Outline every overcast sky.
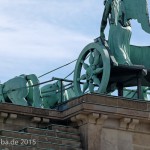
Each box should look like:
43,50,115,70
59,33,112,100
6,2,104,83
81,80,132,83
0,0,149,83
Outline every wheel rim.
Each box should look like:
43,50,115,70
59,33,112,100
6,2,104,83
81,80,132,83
74,42,110,96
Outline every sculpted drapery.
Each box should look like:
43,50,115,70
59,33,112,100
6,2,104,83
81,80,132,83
100,0,132,65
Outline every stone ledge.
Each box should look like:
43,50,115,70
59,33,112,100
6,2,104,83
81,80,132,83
65,94,148,111
0,103,62,120
0,94,149,122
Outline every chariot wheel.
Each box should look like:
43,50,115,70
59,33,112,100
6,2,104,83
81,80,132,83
74,42,111,96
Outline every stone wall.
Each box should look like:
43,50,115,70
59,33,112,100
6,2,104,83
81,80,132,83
71,113,150,150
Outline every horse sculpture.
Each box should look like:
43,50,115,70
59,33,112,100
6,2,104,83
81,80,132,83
0,74,42,107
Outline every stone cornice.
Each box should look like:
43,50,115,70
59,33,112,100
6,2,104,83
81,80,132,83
0,94,149,121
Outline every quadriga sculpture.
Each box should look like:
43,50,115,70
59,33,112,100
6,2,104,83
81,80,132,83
73,0,150,96
41,81,62,108
41,80,75,108
0,74,42,107
0,74,75,108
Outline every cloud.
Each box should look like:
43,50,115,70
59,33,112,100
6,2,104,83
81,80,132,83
0,21,92,82
0,0,101,82
0,0,103,35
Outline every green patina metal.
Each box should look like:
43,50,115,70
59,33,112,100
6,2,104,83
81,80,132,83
41,79,76,108
1,0,150,108
41,81,62,108
130,46,150,69
0,75,75,108
100,0,150,65
100,0,132,65
0,74,42,107
74,41,110,96
73,0,150,97
123,87,149,100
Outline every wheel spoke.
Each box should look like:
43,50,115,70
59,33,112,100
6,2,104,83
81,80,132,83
80,74,86,80
89,81,94,93
92,75,101,86
94,68,103,74
89,51,94,65
83,82,89,93
82,62,89,70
